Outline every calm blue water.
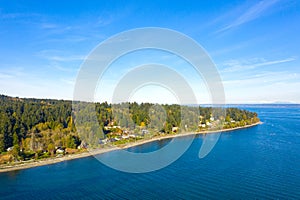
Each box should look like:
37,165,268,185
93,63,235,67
1,105,300,199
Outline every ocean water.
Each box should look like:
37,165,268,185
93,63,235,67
0,105,300,199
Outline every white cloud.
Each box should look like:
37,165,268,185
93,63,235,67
51,63,79,72
221,57,296,73
46,55,85,62
0,73,14,79
0,67,27,78
218,0,280,32
61,78,75,86
222,70,300,103
36,50,86,62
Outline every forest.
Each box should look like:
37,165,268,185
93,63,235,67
0,95,259,162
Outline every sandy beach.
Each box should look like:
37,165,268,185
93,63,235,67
0,121,262,173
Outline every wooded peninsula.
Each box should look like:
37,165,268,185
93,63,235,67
0,94,260,166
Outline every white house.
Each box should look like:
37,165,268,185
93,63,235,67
199,124,206,128
56,148,64,154
122,135,130,139
206,122,212,126
6,146,14,151
172,127,179,132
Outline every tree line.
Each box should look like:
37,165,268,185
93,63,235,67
0,95,259,159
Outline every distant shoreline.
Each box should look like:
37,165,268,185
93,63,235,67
0,121,262,173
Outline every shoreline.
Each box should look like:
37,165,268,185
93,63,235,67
0,121,262,173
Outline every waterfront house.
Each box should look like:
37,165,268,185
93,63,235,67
56,148,64,154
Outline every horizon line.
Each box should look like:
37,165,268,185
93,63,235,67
1,93,299,105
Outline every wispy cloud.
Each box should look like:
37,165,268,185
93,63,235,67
0,67,26,78
44,55,85,62
221,57,296,73
222,70,300,103
49,63,78,73
37,50,85,62
223,71,299,85
95,15,115,27
218,0,280,33
0,72,14,79
61,78,75,85
209,37,261,57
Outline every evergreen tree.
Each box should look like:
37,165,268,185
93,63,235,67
0,134,5,153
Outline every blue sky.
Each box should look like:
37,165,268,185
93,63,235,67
0,0,299,103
